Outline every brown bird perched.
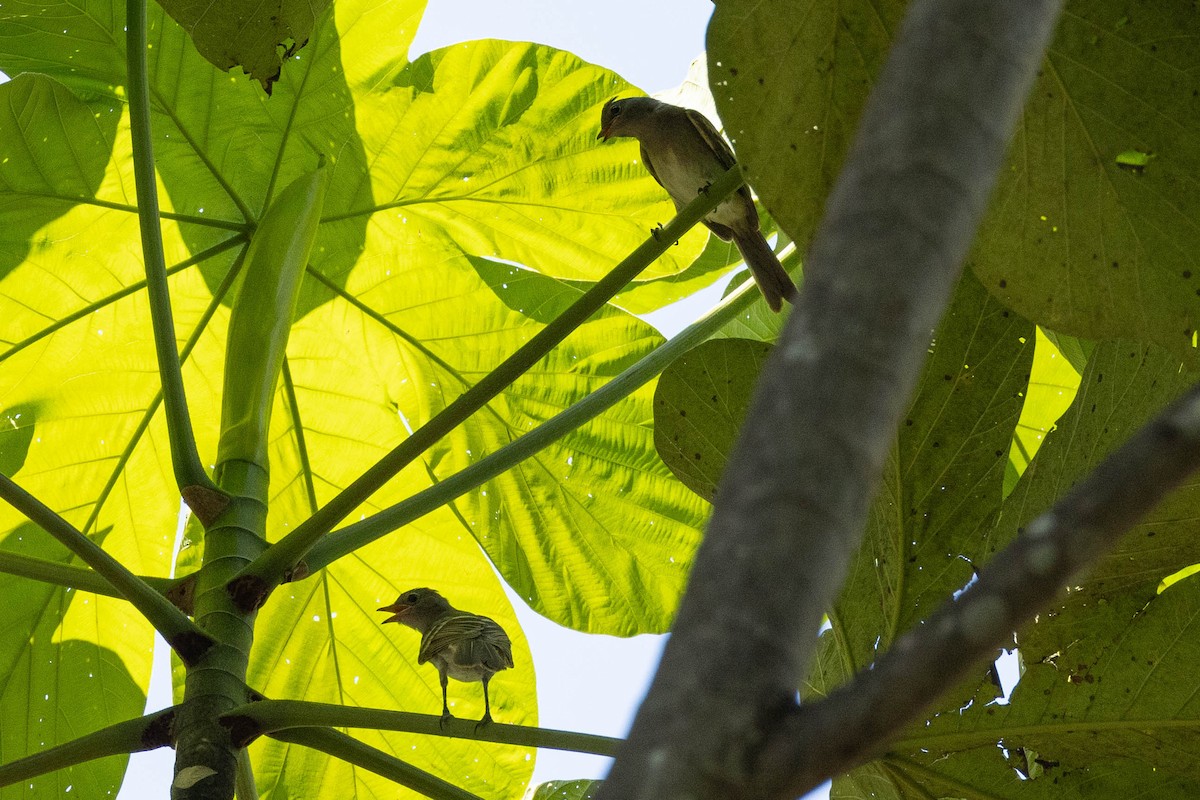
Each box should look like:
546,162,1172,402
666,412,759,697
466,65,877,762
597,96,798,312
378,587,514,728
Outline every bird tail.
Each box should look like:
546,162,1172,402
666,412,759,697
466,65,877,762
733,232,797,313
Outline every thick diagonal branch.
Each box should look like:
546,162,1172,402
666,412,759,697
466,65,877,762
597,1,1064,798
758,379,1200,796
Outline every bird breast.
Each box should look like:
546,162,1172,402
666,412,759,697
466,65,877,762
650,145,747,234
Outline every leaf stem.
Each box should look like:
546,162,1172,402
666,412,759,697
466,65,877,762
226,165,748,610
125,0,226,519
0,548,181,596
269,727,486,800
0,472,213,663
0,707,174,787
305,254,770,572
224,699,621,756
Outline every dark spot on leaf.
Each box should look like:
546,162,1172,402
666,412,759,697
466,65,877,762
999,279,1007,288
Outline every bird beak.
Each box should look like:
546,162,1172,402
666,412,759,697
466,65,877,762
597,96,619,141
377,601,408,624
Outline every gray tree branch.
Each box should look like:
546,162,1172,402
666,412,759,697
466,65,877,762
597,0,1064,798
758,378,1200,797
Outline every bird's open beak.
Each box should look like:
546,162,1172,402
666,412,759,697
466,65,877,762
596,127,610,142
377,601,409,624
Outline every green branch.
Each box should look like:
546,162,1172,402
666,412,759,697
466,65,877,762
125,0,227,523
305,249,784,572
0,473,212,663
223,699,621,756
0,548,182,596
226,165,748,611
0,707,174,787
268,727,486,800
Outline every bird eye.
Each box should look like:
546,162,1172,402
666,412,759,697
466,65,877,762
405,592,419,603
610,103,621,116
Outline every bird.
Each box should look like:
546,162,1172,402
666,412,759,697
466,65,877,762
597,96,797,312
378,587,514,729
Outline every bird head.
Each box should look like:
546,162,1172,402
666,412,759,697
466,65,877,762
597,96,658,141
378,587,452,631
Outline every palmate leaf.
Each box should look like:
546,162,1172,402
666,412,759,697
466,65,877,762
156,0,332,93
0,0,710,795
801,270,1034,706
709,0,1200,362
870,341,1200,798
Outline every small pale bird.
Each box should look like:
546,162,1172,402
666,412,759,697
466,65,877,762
378,587,514,728
597,96,798,312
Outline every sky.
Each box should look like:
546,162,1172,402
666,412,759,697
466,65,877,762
110,1,750,799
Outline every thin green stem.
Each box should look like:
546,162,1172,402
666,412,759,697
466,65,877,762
0,549,181,596
227,165,748,608
225,699,622,756
0,708,174,787
125,0,224,509
305,251,777,572
0,473,213,663
12,192,249,231
269,727,486,800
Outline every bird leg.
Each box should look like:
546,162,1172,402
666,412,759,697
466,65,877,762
475,674,494,732
439,667,453,730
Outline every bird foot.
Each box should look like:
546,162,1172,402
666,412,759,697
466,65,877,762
474,713,494,733
649,224,679,247
698,180,713,195
439,712,454,731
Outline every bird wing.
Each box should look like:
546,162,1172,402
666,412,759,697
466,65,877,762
683,108,758,227
639,142,662,188
684,109,737,171
420,613,514,671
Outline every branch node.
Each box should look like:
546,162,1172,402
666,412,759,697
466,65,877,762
143,709,178,749
227,573,270,613
170,630,216,666
182,484,232,527
165,574,197,615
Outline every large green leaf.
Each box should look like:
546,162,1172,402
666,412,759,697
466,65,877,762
818,271,1034,688
156,0,333,93
824,340,1200,797
0,0,712,794
708,0,1200,361
653,338,773,501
